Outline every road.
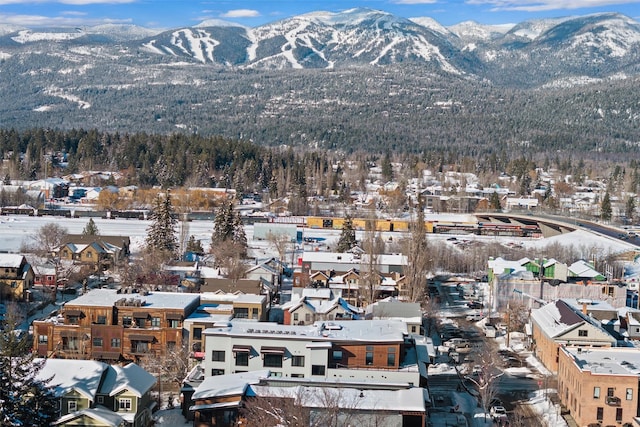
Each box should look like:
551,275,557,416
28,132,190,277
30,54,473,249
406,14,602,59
428,279,547,425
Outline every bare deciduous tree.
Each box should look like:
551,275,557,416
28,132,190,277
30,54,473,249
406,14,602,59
23,222,68,256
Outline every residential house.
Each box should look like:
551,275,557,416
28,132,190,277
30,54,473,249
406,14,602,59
0,253,34,301
32,261,57,288
57,235,130,271
558,347,639,427
36,358,156,427
281,296,362,325
188,369,425,427
32,288,200,363
365,298,424,335
530,299,617,373
201,319,429,387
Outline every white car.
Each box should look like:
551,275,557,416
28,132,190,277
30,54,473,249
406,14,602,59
490,405,508,420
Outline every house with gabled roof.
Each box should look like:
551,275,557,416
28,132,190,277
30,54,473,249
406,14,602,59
57,235,130,271
281,296,362,325
530,299,617,373
37,358,156,427
0,253,34,301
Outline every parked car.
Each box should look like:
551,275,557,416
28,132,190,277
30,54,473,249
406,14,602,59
445,338,470,350
466,312,484,322
490,405,508,421
467,301,484,309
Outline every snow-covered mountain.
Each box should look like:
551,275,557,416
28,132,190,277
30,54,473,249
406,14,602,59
0,8,639,84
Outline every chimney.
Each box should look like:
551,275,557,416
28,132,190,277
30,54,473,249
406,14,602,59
582,302,588,315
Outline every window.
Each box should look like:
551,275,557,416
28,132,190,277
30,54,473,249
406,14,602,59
111,338,121,348
627,388,633,400
133,341,150,353
366,345,374,365
234,307,249,319
292,356,305,367
235,352,249,366
596,407,603,421
593,387,600,398
211,369,225,376
578,330,588,337
293,313,299,321
118,398,132,411
135,317,146,328
86,251,93,258
411,325,417,333
122,316,132,327
92,337,103,347
387,347,397,367
311,365,326,376
68,401,77,412
38,335,48,344
96,315,106,325
193,328,202,340
151,317,161,327
211,351,225,362
305,313,311,322
332,350,343,361
607,387,615,397
616,408,623,422
97,396,104,404
291,373,304,378
169,319,180,328
67,315,79,325
263,354,283,368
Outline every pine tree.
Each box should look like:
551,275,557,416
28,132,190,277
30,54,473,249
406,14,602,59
489,191,502,211
145,192,178,255
336,216,357,252
185,235,204,255
82,218,99,236
232,212,247,256
601,192,612,221
212,200,235,244
0,311,58,426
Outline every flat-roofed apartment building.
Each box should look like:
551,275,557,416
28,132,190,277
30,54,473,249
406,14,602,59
201,319,429,386
558,346,640,427
33,288,200,363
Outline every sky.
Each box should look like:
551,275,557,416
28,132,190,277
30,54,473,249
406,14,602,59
0,0,639,29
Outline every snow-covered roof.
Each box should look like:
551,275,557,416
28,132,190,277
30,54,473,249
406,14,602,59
302,251,407,266
100,363,156,398
563,347,640,376
192,370,269,400
204,319,407,343
53,406,124,427
248,385,425,412
200,292,266,304
0,253,25,268
37,359,109,400
65,288,200,309
568,260,603,279
530,300,588,338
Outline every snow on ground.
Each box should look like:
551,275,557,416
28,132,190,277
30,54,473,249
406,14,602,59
153,408,190,426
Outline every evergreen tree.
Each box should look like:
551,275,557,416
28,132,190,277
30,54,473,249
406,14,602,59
336,216,357,252
145,192,178,255
212,200,235,244
601,192,612,221
489,191,502,211
185,235,204,255
625,196,636,222
82,218,99,236
381,152,393,182
212,199,247,256
0,311,58,426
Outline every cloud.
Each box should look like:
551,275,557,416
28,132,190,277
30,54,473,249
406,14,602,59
0,0,136,4
392,0,438,4
466,0,640,12
0,12,130,26
220,9,260,19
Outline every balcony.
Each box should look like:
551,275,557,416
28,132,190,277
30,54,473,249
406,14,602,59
605,395,621,406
